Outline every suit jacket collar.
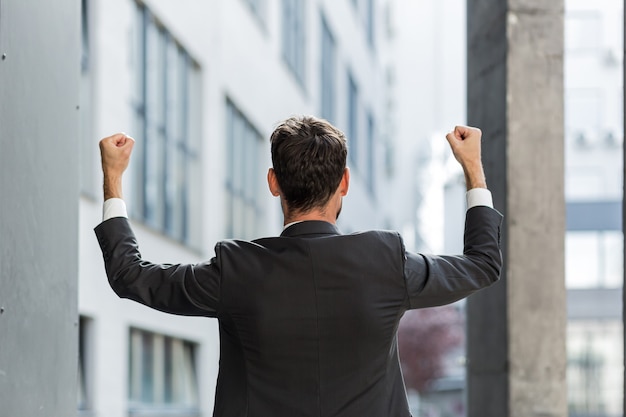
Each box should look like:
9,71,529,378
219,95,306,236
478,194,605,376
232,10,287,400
280,220,341,238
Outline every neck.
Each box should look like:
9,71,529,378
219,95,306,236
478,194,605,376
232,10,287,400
283,206,337,226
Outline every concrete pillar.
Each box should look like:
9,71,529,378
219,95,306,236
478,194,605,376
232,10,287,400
466,1,567,416
0,0,79,415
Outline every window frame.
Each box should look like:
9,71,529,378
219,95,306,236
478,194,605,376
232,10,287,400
131,2,201,247
128,328,200,416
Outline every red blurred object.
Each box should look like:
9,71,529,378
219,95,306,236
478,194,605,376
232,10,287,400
398,305,464,393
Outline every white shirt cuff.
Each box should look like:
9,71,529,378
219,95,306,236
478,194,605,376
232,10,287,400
103,198,128,221
466,188,493,209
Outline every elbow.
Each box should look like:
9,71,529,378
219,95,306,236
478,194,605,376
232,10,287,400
108,272,129,298
105,262,139,299
484,249,503,285
469,248,502,287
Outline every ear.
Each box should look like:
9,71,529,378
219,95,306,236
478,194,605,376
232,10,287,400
339,167,350,196
267,168,281,197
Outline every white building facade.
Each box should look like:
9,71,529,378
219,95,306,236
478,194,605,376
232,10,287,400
77,0,405,416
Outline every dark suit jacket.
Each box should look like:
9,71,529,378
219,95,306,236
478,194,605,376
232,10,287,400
95,206,502,417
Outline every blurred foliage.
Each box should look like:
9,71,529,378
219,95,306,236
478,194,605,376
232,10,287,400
398,305,464,393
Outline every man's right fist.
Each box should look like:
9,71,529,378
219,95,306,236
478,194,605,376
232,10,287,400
99,133,135,177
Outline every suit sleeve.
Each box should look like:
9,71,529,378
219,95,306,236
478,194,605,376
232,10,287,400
94,217,221,317
403,206,503,309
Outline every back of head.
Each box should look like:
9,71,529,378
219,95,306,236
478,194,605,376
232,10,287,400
270,116,347,213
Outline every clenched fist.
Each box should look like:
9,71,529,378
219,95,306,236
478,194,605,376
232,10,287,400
99,133,135,177
445,126,487,190
99,133,135,200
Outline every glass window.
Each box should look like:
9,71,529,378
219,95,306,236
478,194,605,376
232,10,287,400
77,316,92,413
132,2,201,247
350,0,375,49
366,111,375,195
79,0,96,198
568,320,623,416
128,328,199,415
242,0,266,23
320,14,336,123
282,0,306,86
566,231,623,289
225,99,264,240
565,89,602,140
565,12,602,52
347,71,359,170
365,0,375,47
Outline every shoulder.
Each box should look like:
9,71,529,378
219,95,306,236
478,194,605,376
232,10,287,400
214,237,288,260
349,229,402,242
344,229,406,255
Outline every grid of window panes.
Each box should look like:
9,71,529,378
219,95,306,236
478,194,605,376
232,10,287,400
225,99,264,240
132,2,201,247
320,15,336,123
282,0,306,86
128,328,199,415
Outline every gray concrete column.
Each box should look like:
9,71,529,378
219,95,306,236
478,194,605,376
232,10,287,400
466,1,567,416
0,0,80,415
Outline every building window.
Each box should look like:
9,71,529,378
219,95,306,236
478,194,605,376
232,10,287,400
366,111,375,195
78,316,93,414
365,0,375,47
242,0,266,23
320,14,336,123
128,328,199,416
566,230,622,289
350,0,375,48
567,320,623,416
225,99,264,240
79,0,96,197
347,71,359,169
565,11,602,52
132,2,202,247
282,0,306,86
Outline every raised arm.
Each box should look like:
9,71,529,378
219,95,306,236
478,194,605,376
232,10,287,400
95,133,220,317
403,126,503,309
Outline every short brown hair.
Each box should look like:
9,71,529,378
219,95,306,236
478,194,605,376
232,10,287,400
270,116,347,213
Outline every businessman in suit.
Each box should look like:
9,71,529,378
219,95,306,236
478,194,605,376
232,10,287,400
95,116,502,417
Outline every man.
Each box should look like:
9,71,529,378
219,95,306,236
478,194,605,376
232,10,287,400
95,116,502,417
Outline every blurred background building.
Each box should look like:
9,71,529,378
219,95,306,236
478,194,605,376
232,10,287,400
74,0,623,416
564,0,624,416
